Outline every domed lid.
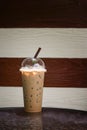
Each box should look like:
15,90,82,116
20,58,46,72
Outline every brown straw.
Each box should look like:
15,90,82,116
34,47,41,58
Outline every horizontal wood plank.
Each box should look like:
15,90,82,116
0,0,87,28
0,58,87,87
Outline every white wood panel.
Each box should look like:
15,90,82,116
0,28,87,58
0,87,87,111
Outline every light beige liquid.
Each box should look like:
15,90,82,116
21,71,45,112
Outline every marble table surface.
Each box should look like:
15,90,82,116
0,107,87,130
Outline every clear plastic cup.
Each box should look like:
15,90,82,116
20,58,46,112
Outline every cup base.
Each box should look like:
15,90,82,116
24,108,42,113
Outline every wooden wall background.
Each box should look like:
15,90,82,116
0,29,87,110
0,0,87,110
0,58,87,87
0,0,87,28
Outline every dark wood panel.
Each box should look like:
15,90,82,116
0,58,87,87
0,0,87,28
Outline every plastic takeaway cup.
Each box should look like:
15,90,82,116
20,58,46,112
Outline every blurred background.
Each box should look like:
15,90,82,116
0,28,87,110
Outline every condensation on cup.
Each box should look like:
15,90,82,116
20,58,47,112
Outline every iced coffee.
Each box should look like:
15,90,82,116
20,58,46,112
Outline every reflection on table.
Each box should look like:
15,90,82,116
0,107,87,130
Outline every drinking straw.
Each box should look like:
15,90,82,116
34,47,41,58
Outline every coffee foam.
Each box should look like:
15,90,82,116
20,64,46,72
